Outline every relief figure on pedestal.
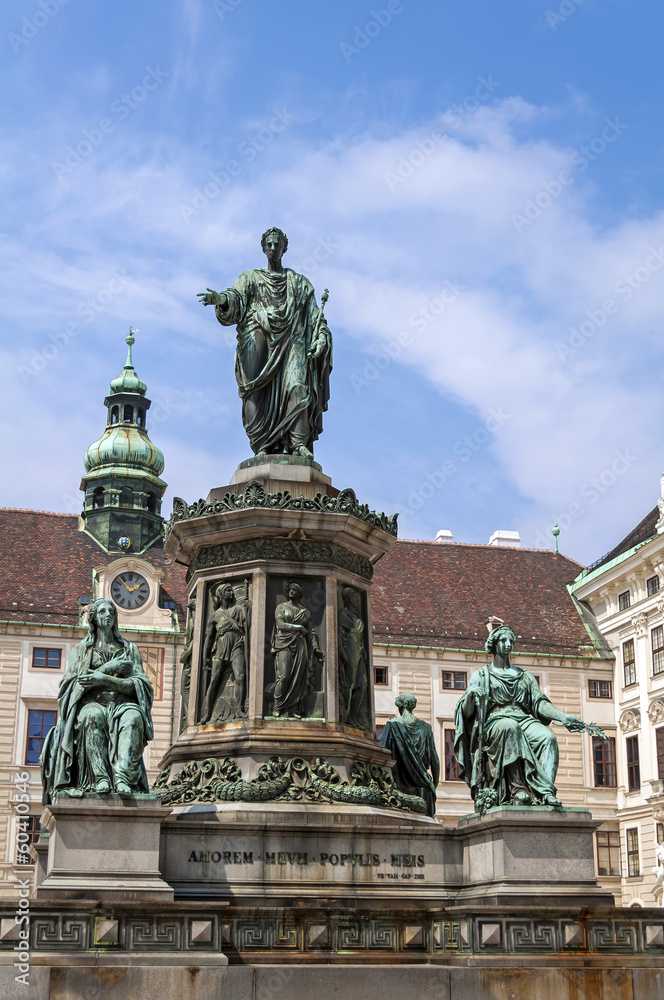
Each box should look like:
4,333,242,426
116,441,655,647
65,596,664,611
200,581,250,724
179,593,196,732
380,693,440,818
271,581,324,718
454,623,607,813
338,586,370,730
198,227,332,458
40,598,154,802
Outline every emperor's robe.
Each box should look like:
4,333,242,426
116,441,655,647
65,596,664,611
214,268,332,454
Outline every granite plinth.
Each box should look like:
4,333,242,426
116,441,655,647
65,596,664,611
457,805,614,907
37,795,173,903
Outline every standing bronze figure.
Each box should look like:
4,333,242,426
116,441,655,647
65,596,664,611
198,227,332,458
179,594,196,732
338,586,369,729
454,623,606,813
271,581,324,718
200,582,250,723
380,694,440,818
41,599,154,801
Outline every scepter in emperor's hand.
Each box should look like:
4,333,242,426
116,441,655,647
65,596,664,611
308,288,329,360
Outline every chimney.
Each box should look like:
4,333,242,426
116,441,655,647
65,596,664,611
435,529,453,544
488,530,521,548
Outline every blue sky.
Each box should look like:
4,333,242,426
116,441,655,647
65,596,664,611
2,1,664,564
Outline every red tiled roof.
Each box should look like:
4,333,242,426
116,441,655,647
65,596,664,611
0,509,187,626
371,540,596,657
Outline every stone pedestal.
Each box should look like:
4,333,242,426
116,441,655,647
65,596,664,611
37,795,173,903
161,457,400,792
457,806,614,907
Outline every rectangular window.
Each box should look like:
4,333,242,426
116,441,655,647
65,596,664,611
647,575,660,597
442,671,467,690
595,830,621,877
656,822,664,845
444,728,461,781
626,735,640,792
532,675,541,687
588,679,613,699
618,591,631,611
374,666,389,686
626,827,640,877
593,736,616,787
16,816,41,865
25,709,57,765
623,639,636,686
652,626,664,676
656,727,664,781
137,645,164,701
31,647,61,669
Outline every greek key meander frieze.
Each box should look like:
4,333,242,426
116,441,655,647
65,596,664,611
167,480,398,541
4,914,662,956
186,537,374,581
152,755,426,813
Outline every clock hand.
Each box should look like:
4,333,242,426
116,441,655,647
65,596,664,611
122,580,140,593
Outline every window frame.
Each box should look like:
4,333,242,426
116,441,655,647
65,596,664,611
592,735,616,788
441,670,467,691
626,827,640,878
652,626,664,676
30,647,63,670
655,726,664,782
373,665,390,687
24,707,57,766
618,590,631,612
625,734,640,792
588,678,613,699
595,830,621,877
647,575,660,597
622,639,636,687
137,645,164,701
443,726,462,782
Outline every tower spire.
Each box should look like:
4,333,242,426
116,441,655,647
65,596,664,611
125,326,137,369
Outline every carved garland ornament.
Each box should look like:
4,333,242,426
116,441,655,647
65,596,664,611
153,755,426,814
165,481,398,539
648,699,664,725
186,537,374,582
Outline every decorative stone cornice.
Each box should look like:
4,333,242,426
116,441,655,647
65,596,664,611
619,708,641,734
185,537,374,582
648,699,664,726
165,480,398,539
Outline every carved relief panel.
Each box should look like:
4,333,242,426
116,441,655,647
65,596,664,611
263,576,326,720
196,576,252,724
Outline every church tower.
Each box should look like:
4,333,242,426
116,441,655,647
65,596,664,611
80,329,167,554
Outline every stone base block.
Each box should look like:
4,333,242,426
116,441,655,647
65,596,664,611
457,805,615,907
37,795,173,903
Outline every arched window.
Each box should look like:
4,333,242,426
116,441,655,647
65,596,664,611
146,492,157,513
123,404,133,423
92,487,105,509
137,408,145,427
110,406,119,425
119,487,133,507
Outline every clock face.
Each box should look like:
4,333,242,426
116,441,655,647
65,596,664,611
110,572,150,610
